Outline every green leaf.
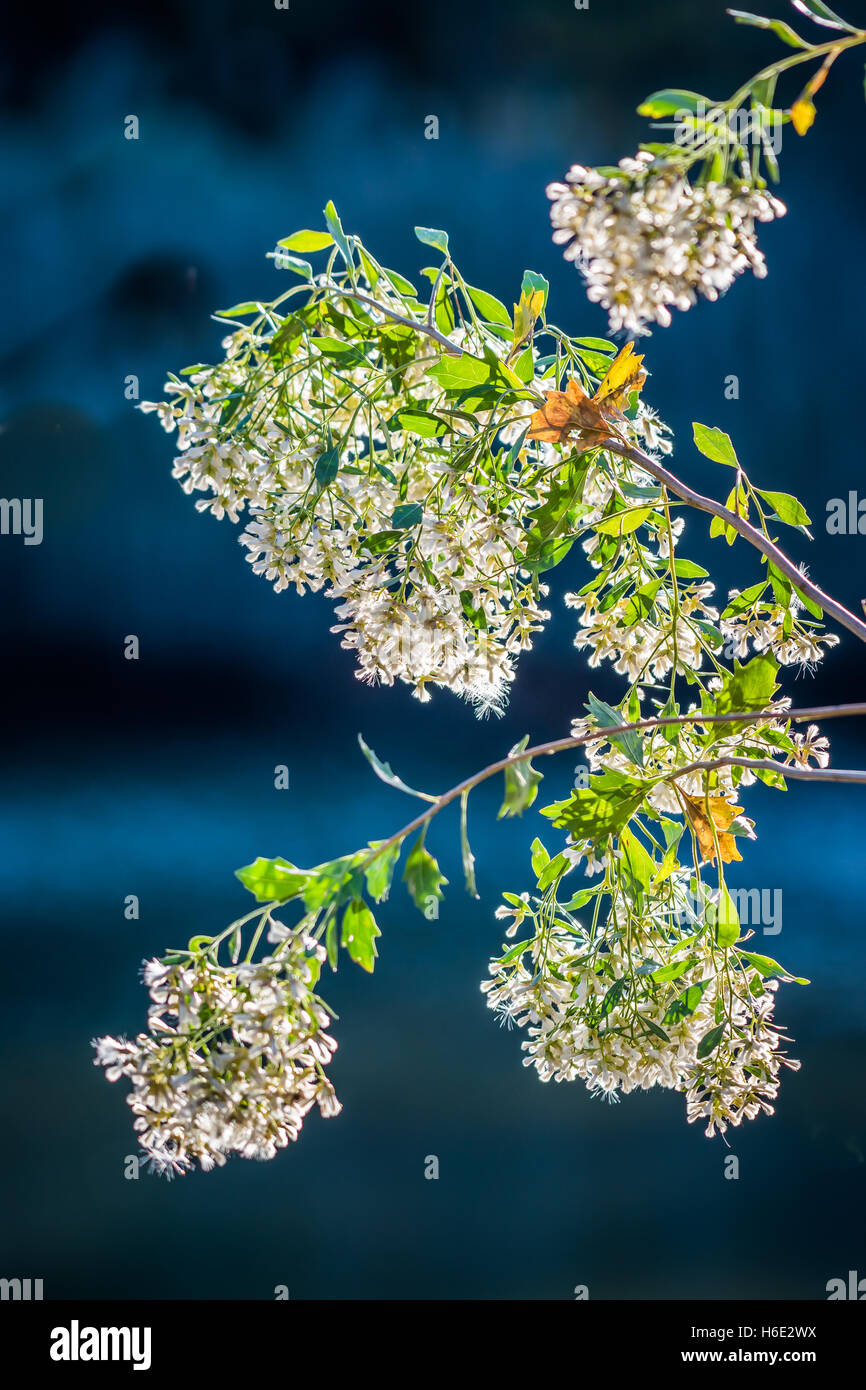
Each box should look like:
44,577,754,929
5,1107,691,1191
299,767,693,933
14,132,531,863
692,422,740,468
523,459,589,573
541,775,647,845
622,579,662,628
600,976,630,1019
705,653,778,741
426,354,494,392
649,957,694,985
497,735,543,819
391,502,423,529
364,840,403,904
620,827,654,897
414,226,450,257
323,200,354,268
361,529,402,555
270,251,313,279
310,336,361,357
792,582,823,619
738,950,809,986
530,837,549,878
673,559,710,579
278,230,335,252
638,89,707,117
357,734,437,803
790,0,857,33
379,266,417,296
536,852,569,891
521,270,549,311
755,489,811,527
595,506,653,536
697,1022,726,1059
574,336,616,351
721,581,767,619
341,897,381,972
459,790,478,898
464,283,511,326
585,692,644,767
235,856,310,902
459,591,488,630
396,408,450,438
402,837,448,912
728,10,810,47
315,448,340,486
709,887,740,948
215,302,264,318
663,979,710,1024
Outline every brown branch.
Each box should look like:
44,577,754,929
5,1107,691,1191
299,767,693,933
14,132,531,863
367,700,866,860
666,756,866,786
605,439,866,647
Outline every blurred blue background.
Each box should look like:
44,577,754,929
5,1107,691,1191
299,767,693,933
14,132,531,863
1,0,865,1299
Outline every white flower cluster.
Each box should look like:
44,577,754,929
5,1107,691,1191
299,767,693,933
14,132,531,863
92,931,340,1175
547,153,786,335
720,589,840,669
483,915,799,1137
143,308,555,713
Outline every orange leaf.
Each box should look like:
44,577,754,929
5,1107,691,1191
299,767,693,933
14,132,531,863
528,343,646,448
680,793,746,865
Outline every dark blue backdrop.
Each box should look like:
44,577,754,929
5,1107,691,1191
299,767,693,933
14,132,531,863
1,0,865,1299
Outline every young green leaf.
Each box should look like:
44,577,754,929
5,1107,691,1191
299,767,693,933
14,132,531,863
278,230,335,252
497,735,543,818
364,840,403,904
585,692,644,768
638,89,706,117
541,775,647,844
414,226,450,257
709,887,740,948
663,979,710,1024
323,200,354,267
693,422,740,468
402,837,448,912
521,269,549,310
235,857,310,902
728,11,809,47
755,489,811,528
341,897,381,972
459,790,478,898
357,734,438,802
738,950,810,985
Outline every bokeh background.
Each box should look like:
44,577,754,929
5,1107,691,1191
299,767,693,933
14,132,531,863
2,0,865,1299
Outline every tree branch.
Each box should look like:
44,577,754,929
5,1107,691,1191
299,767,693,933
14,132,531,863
605,439,866,647
667,756,866,786
367,699,866,860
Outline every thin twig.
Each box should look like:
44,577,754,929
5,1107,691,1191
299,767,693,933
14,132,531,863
319,282,466,357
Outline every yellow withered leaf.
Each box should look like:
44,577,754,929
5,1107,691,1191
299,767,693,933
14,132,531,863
680,793,745,865
791,99,816,136
595,341,647,413
527,341,646,447
512,288,545,349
